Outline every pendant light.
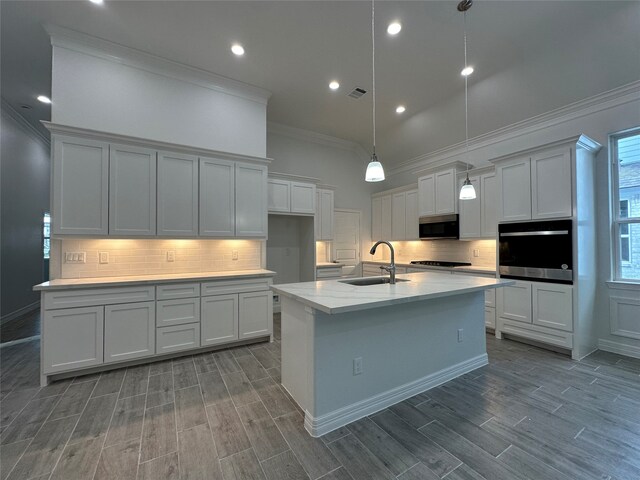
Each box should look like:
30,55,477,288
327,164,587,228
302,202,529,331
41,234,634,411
365,0,385,182
458,0,476,200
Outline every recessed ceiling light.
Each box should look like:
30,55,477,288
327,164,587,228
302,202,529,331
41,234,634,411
461,66,474,76
387,22,402,35
395,105,406,114
89,0,104,4
231,44,245,56
329,81,340,90
37,95,51,104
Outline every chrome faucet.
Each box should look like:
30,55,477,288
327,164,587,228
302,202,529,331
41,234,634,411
369,241,396,284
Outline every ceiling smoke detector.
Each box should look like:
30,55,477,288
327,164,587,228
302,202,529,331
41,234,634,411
347,87,367,99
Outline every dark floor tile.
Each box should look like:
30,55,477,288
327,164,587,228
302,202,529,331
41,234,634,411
173,360,199,390
178,423,223,480
33,378,72,399
0,439,31,480
193,353,219,374
104,394,146,447
498,444,574,480
140,402,177,462
149,359,174,376
223,372,260,407
206,400,251,459
175,385,207,432
92,369,125,397
219,449,265,480
250,347,280,370
49,434,104,480
199,370,230,406
147,372,174,409
236,355,269,382
48,380,97,420
1,395,60,445
251,377,296,418
237,401,288,461
261,450,310,480
119,365,149,399
93,438,139,480
321,426,350,444
0,387,40,427
69,392,118,445
138,452,179,480
213,351,241,375
396,462,441,480
326,434,395,480
316,467,353,480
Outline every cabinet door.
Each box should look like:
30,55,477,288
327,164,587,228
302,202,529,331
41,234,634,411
201,294,239,346
497,281,532,324
268,179,291,213
418,174,436,217
531,147,572,219
290,182,316,214
43,306,104,374
372,197,382,240
315,190,321,240
157,152,199,236
497,156,531,222
480,173,497,238
104,302,155,363
319,189,334,240
52,136,109,235
381,195,392,240
200,157,235,237
405,190,419,240
239,291,272,339
391,192,407,240
109,144,157,236
236,163,268,237
435,169,457,214
459,176,481,239
532,283,573,331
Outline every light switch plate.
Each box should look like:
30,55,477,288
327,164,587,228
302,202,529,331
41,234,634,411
473,249,480,257
99,252,109,264
167,251,175,262
65,252,86,264
232,250,239,261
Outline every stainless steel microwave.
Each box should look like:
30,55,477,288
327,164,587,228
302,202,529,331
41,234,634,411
419,214,460,240
498,219,573,284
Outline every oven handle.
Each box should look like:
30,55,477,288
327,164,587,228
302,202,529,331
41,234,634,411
500,230,569,237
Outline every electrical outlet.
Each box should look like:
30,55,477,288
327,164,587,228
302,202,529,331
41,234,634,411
458,328,464,343
232,250,239,261
473,249,480,257
99,252,109,264
353,357,363,375
167,251,175,262
64,252,86,264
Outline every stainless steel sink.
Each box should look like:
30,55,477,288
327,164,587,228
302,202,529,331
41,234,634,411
339,277,410,286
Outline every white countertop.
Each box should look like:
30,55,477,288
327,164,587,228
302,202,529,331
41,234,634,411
271,271,513,315
363,261,496,275
34,269,276,291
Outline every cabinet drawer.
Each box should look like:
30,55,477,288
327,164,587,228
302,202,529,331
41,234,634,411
156,323,201,355
44,286,155,310
201,278,271,296
316,267,342,279
157,298,200,327
485,289,496,308
156,283,200,300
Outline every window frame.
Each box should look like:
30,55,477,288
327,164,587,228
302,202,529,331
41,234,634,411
610,128,640,282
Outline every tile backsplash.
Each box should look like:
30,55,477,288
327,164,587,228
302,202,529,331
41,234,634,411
371,239,497,269
55,239,263,279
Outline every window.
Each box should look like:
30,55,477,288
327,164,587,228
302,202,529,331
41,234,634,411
611,129,640,281
43,213,51,260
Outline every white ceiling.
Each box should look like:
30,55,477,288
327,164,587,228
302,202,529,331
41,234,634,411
2,1,639,166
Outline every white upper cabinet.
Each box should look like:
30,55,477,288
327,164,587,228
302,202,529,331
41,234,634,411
290,182,316,214
418,174,436,217
531,147,572,219
435,168,457,214
405,190,419,240
157,152,199,236
236,163,268,237
371,196,382,240
496,156,532,222
316,189,334,241
109,144,157,236
480,173,497,238
267,179,291,213
459,176,481,239
200,157,235,237
391,192,407,241
381,195,392,240
52,136,109,235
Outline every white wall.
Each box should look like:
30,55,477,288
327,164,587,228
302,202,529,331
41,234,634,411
50,36,269,158
267,126,375,264
1,102,50,320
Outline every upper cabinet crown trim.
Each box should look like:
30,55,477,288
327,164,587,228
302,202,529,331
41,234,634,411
268,172,320,184
45,25,271,105
43,122,272,166
489,135,601,165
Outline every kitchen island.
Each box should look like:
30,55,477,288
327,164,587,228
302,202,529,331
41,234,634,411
272,271,513,437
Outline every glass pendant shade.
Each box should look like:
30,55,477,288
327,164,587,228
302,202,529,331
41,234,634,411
365,153,385,182
459,176,476,200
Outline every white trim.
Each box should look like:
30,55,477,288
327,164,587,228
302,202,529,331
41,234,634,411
598,338,640,360
609,296,640,340
0,335,41,348
1,300,40,325
389,80,640,177
268,172,320,184
0,98,50,147
302,353,488,437
45,25,271,105
268,122,361,152
607,280,640,291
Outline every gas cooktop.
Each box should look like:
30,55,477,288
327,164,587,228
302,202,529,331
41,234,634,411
410,260,473,267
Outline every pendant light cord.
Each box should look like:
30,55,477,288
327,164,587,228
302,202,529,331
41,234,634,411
372,0,376,155
464,10,470,175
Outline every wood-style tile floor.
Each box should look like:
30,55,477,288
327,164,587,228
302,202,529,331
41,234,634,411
2,315,640,480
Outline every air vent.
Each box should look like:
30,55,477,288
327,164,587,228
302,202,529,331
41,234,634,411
347,87,367,99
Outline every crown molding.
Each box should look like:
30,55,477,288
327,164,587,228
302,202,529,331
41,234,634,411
389,80,640,177
268,172,320,184
45,24,271,106
488,134,601,165
267,121,366,156
1,98,50,147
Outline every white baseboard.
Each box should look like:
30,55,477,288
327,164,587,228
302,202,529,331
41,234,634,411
1,301,40,325
598,338,640,360
303,353,488,437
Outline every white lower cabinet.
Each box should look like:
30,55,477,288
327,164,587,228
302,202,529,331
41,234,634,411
156,298,200,327
104,302,155,363
497,281,532,324
201,294,239,346
43,306,104,374
239,291,272,339
532,283,573,331
157,323,201,354
485,307,496,330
